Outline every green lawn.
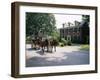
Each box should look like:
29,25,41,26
80,44,89,51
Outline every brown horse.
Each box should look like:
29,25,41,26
39,38,49,53
49,38,58,52
31,38,40,49
40,38,58,53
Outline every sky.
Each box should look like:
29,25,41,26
54,14,82,29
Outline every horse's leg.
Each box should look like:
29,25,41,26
31,43,33,48
47,45,49,52
44,45,45,51
34,44,36,49
54,46,56,52
50,45,53,53
41,46,44,53
38,44,40,49
43,46,45,52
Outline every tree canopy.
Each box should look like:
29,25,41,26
82,15,90,23
26,13,57,38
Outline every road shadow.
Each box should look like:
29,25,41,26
26,50,89,67
26,47,40,51
36,50,44,55
26,48,34,51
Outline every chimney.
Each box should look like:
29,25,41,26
68,22,71,27
62,23,65,28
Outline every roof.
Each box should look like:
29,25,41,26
59,21,89,30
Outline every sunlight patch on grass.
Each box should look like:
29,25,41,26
80,44,89,51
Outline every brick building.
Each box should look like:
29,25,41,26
59,21,89,44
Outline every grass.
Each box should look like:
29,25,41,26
80,44,89,51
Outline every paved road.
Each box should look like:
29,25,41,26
26,44,89,67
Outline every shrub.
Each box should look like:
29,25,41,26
53,37,59,46
59,42,64,47
67,40,72,46
26,36,32,44
60,38,67,46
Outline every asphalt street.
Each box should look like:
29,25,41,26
26,44,89,67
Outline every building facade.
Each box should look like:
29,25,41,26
59,21,89,44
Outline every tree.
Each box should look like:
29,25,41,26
81,15,90,44
82,15,90,23
26,13,56,39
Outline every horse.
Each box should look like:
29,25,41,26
49,38,58,52
38,38,49,53
31,38,40,50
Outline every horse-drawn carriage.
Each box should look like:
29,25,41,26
31,36,58,53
